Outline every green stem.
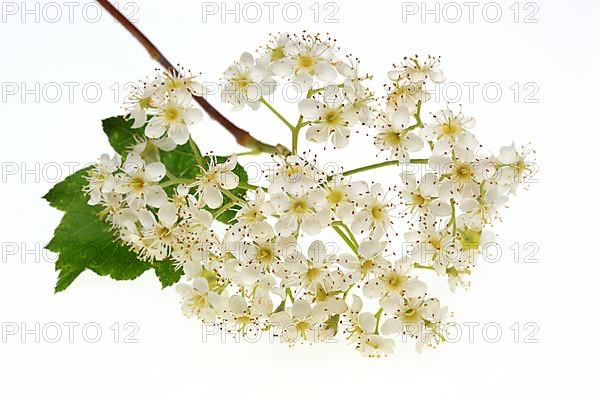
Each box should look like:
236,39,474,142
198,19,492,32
235,150,261,157
413,263,434,271
374,307,384,334
285,287,295,304
333,221,359,249
307,83,344,96
238,181,262,191
412,100,424,129
160,178,194,188
448,199,457,237
291,115,303,155
189,139,204,166
332,225,358,255
342,283,355,300
221,188,245,204
342,159,428,176
213,201,237,218
260,97,294,130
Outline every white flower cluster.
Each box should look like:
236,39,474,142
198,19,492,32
127,67,204,146
85,33,534,357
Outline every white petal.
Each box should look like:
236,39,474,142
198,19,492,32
292,299,311,320
158,202,178,226
298,99,321,119
145,162,166,182
315,61,337,82
358,312,376,334
145,118,165,139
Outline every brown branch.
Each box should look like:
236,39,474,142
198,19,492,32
96,0,289,155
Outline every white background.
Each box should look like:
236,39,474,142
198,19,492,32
1,0,598,398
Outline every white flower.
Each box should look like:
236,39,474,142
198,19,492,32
310,175,367,223
126,80,158,128
137,202,180,260
343,77,374,124
115,153,167,207
347,310,395,357
299,85,357,148
222,295,260,329
351,183,394,239
380,294,445,342
268,155,323,196
176,277,227,322
86,153,121,205
458,182,508,228
271,298,327,343
156,67,204,100
374,108,424,161
270,190,329,236
338,239,390,279
495,143,536,192
260,33,291,64
404,219,457,274
386,80,429,114
192,156,240,209
279,240,336,291
222,52,276,110
145,96,203,145
428,153,493,201
363,258,426,300
227,234,295,286
272,33,338,92
310,269,350,315
422,108,478,160
225,188,273,242
399,172,451,217
388,55,445,83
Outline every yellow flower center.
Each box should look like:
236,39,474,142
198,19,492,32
458,228,481,250
305,265,322,284
297,54,315,70
291,199,308,215
402,308,420,323
130,176,146,190
233,73,251,89
371,205,385,220
386,272,406,291
441,118,462,138
412,193,426,206
164,106,180,122
271,46,286,62
257,246,273,264
326,189,345,205
139,96,152,109
324,109,341,125
383,130,403,147
361,259,374,275
455,162,473,182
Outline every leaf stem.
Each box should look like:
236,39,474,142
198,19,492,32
222,188,245,204
189,139,204,166
332,225,358,255
259,97,294,130
160,178,194,188
342,159,428,176
291,115,303,155
374,307,384,334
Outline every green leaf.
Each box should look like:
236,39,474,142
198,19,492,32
45,115,250,292
44,168,182,292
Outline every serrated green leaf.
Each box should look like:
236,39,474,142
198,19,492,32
45,168,182,292
45,115,251,292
